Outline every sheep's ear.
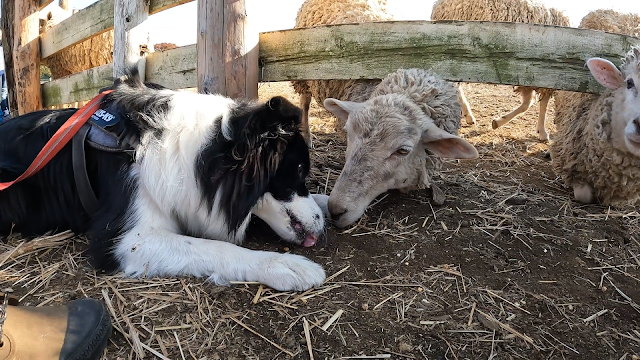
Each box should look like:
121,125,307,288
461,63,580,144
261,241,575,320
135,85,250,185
587,58,625,90
323,98,365,123
422,123,478,159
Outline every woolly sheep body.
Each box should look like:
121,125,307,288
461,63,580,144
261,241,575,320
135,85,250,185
550,13,640,206
291,0,393,144
370,68,462,136
578,9,640,37
551,90,640,206
430,0,570,141
324,68,477,227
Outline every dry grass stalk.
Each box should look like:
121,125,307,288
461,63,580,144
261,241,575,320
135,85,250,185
582,309,609,322
303,317,315,360
321,309,344,331
229,317,295,357
475,309,539,350
0,231,74,267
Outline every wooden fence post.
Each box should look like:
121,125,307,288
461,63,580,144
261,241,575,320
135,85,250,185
197,0,258,99
1,0,42,116
113,0,150,80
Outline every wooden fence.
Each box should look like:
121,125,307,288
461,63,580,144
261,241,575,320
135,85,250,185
4,0,640,113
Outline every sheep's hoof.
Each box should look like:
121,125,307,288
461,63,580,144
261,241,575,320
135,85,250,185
491,119,500,130
573,183,595,204
538,131,550,142
464,115,476,126
430,184,446,206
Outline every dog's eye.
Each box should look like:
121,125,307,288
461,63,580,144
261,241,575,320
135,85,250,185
627,78,635,90
395,147,411,156
298,164,304,177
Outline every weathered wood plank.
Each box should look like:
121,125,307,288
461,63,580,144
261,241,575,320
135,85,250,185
41,63,113,107
197,0,258,98
150,0,193,14
41,45,196,107
40,0,194,59
197,0,224,94
1,0,18,117
39,0,54,10
145,44,197,90
196,0,258,98
40,0,114,59
223,0,258,99
113,0,149,79
42,21,640,107
10,0,42,115
259,20,640,93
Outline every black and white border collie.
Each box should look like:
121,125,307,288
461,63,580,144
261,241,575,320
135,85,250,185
0,69,328,291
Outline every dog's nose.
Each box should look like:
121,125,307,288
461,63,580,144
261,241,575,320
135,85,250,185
328,202,348,221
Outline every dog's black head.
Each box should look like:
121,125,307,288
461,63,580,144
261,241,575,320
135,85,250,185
197,96,324,244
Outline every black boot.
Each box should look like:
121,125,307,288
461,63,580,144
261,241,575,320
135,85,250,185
0,292,112,360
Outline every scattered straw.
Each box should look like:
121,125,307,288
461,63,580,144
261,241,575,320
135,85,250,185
229,317,295,357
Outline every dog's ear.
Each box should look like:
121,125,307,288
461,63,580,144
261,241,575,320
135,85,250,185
264,96,302,129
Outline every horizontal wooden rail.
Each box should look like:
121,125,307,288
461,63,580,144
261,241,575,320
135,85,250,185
259,20,640,94
41,21,640,107
40,0,194,59
39,0,53,10
42,44,196,107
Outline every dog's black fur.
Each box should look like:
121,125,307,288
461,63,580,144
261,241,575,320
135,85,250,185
0,68,320,284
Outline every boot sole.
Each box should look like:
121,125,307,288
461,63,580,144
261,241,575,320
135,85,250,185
65,302,113,360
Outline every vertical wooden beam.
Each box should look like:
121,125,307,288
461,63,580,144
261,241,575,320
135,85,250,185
1,0,18,117
58,0,70,11
197,0,258,99
113,0,150,80
2,0,42,116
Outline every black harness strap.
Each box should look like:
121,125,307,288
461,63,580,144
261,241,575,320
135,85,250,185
72,123,100,216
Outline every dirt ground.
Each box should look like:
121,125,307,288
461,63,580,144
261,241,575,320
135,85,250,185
2,82,640,360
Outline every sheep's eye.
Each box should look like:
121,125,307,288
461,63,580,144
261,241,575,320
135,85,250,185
297,164,304,177
395,147,411,156
627,78,635,90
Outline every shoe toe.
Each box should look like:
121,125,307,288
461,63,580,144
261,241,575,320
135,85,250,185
59,298,112,360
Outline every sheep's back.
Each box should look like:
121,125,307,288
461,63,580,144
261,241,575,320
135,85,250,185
294,0,392,28
579,9,640,37
430,0,570,26
292,0,392,107
371,69,462,135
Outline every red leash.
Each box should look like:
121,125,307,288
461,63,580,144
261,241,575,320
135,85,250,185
0,90,113,191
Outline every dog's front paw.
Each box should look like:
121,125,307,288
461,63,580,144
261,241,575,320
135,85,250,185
257,253,326,291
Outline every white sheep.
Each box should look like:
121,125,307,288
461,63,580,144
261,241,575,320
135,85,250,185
430,0,571,141
549,9,640,206
323,68,478,228
550,46,640,206
292,0,478,227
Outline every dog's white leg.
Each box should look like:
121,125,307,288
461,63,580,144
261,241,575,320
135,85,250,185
115,229,326,291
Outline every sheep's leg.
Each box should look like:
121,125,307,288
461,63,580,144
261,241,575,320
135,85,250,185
457,84,476,125
300,92,313,148
536,91,552,142
492,88,534,129
573,182,594,204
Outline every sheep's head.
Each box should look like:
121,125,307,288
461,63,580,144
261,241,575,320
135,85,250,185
587,47,640,157
324,94,478,228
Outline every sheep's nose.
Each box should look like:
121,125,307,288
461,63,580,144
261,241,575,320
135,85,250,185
328,202,348,221
634,118,640,133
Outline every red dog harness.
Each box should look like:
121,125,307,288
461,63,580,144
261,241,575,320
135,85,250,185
0,90,112,191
